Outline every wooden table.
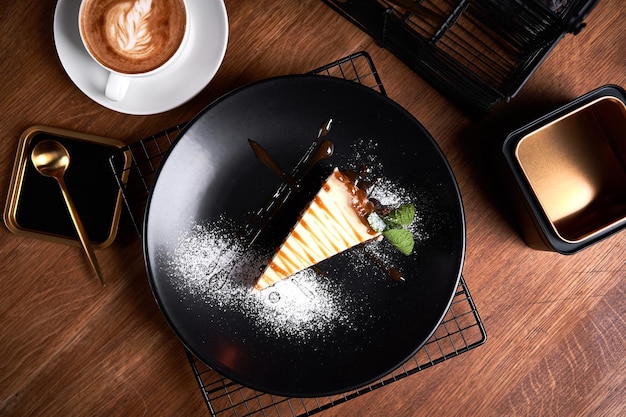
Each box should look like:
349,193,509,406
1,1,624,416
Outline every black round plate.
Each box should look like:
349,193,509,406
144,75,465,397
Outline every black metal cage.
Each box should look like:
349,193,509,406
323,0,598,117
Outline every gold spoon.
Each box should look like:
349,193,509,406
31,140,105,286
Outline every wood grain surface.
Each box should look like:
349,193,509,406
1,1,624,416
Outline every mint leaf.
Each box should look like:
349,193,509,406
384,204,415,227
383,228,414,255
369,203,416,256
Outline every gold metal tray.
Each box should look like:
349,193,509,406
4,126,129,249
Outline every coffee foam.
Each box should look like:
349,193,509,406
107,1,155,58
80,0,187,74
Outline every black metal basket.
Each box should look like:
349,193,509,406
323,0,598,117
110,52,486,416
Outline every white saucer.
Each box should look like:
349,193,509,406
53,0,228,115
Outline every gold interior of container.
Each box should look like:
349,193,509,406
515,96,626,243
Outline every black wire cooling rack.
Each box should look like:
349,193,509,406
110,51,486,417
323,0,598,117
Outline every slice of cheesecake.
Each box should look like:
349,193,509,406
255,168,380,290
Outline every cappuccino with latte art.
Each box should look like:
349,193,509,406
79,0,187,75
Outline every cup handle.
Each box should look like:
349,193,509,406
105,72,131,101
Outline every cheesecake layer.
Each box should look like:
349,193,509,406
255,168,379,290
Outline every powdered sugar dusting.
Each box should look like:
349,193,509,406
163,217,356,341
349,137,383,173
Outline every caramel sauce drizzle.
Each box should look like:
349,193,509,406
244,125,334,245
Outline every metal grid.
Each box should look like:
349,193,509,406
323,0,597,117
109,51,486,416
110,124,184,235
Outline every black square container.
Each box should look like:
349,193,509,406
501,84,626,254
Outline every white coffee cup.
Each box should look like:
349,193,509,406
78,0,190,102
